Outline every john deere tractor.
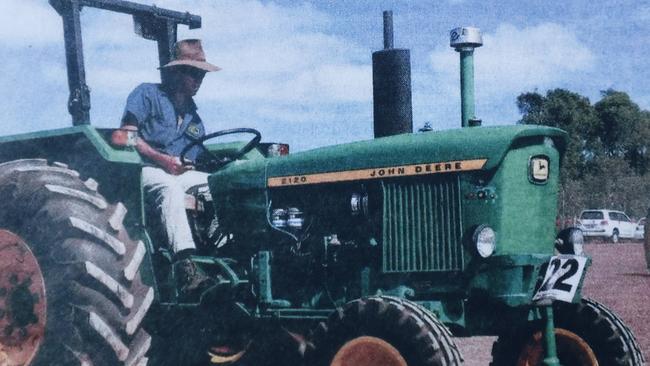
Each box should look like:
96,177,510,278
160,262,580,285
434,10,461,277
0,1,644,366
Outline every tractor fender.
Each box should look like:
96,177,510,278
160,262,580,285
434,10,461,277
0,124,147,241
0,125,142,200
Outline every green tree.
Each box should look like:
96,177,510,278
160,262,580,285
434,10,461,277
517,89,650,219
594,90,650,175
517,89,600,180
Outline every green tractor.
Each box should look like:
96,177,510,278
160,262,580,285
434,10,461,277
0,1,644,366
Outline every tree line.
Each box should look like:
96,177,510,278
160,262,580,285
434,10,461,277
517,89,650,220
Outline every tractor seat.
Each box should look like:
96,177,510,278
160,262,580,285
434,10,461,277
185,184,212,211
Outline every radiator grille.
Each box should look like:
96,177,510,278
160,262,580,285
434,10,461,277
382,176,463,272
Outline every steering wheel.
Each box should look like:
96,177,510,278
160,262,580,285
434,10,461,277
180,128,261,171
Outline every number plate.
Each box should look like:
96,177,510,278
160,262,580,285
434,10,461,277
533,255,588,303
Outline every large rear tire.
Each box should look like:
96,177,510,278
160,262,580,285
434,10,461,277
490,298,645,366
0,159,153,365
309,296,463,366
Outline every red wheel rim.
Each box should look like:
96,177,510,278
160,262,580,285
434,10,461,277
0,230,47,365
207,343,249,364
331,336,407,366
517,328,598,366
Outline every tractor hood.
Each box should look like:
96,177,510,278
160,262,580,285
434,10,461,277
210,125,567,192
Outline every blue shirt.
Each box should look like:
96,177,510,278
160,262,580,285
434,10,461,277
122,83,205,163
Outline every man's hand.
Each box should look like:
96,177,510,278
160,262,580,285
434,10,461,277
116,123,194,175
161,155,194,175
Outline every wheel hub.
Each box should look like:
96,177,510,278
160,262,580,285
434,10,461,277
0,230,47,366
331,336,407,366
207,343,249,364
517,328,598,366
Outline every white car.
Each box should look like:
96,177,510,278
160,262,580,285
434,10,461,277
578,209,637,243
634,217,646,240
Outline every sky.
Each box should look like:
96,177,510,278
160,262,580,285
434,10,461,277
1,0,649,151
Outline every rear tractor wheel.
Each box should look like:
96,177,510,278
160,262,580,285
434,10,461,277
491,297,644,366
309,296,463,366
0,159,153,365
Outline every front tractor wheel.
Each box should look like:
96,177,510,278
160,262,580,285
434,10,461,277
309,296,463,366
0,159,153,366
491,298,645,366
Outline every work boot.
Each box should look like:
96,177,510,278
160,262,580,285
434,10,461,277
173,258,212,293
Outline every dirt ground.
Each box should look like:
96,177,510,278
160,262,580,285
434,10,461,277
456,242,650,365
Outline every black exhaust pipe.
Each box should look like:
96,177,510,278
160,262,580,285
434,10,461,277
372,11,413,138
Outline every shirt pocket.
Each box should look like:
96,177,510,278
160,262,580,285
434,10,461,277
156,114,177,130
143,112,175,147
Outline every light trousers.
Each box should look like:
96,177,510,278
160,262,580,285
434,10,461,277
142,166,209,253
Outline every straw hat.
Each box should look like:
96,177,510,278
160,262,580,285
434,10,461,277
161,39,221,72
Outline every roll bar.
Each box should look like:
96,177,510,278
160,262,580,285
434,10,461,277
49,0,201,125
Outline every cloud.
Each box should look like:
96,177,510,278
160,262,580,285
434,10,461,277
426,23,595,126
159,0,372,105
67,0,372,104
0,0,375,149
56,1,370,110
430,23,595,97
0,0,62,46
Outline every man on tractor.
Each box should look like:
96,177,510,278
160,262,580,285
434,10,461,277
113,39,220,293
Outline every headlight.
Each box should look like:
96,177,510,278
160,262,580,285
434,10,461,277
555,227,584,255
473,225,496,258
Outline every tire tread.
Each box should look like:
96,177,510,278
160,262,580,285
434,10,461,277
490,297,645,366
0,159,152,366
310,295,463,365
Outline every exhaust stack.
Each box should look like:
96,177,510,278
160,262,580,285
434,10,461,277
450,27,482,127
372,11,413,138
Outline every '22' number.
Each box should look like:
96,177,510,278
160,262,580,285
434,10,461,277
546,257,579,292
